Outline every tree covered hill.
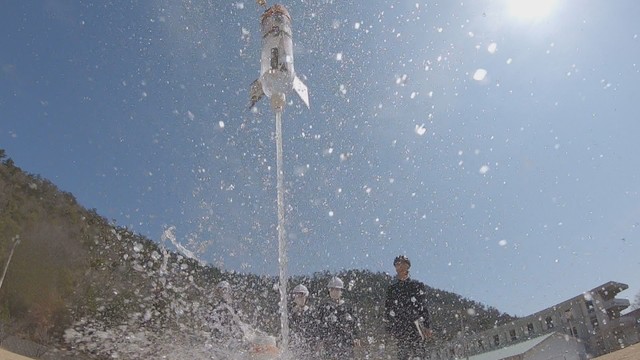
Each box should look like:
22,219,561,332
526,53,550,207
0,149,514,357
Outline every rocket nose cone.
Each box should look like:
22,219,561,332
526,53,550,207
262,4,291,22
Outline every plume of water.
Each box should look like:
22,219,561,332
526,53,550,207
274,109,290,352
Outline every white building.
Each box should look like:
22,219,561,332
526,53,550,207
467,332,586,360
429,281,640,359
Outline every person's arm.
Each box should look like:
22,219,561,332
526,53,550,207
417,282,433,338
417,283,430,328
347,304,361,346
384,286,394,332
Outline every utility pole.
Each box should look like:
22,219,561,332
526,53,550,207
0,236,20,292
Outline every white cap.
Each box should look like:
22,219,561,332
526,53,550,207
217,280,231,290
292,284,309,297
327,277,344,289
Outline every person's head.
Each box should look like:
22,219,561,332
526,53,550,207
216,280,232,302
291,284,309,307
327,277,344,301
393,255,411,279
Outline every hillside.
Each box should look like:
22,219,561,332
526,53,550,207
0,149,514,358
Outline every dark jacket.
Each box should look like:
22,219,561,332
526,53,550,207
384,277,431,338
290,305,318,341
317,299,359,349
289,304,319,355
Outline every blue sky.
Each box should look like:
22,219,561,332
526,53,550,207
1,0,639,317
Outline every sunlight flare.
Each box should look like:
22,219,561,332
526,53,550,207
507,0,558,21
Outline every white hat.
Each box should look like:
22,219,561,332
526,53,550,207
217,280,231,290
292,284,309,296
327,277,344,289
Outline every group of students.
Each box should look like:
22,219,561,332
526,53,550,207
288,276,360,359
208,254,432,360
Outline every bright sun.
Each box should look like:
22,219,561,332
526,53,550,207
507,0,558,21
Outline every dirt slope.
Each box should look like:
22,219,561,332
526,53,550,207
594,343,640,360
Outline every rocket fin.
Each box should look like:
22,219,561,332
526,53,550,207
293,75,310,109
249,79,265,108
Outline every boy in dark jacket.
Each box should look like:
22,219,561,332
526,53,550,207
289,284,319,358
318,277,360,359
385,255,432,360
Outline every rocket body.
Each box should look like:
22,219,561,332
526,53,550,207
260,5,295,98
250,4,309,110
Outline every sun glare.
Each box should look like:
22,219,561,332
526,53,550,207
507,0,557,21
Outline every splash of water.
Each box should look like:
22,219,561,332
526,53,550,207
62,109,298,359
63,237,287,360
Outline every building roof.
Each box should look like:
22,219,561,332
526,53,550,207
467,332,561,360
527,281,629,319
590,281,628,297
